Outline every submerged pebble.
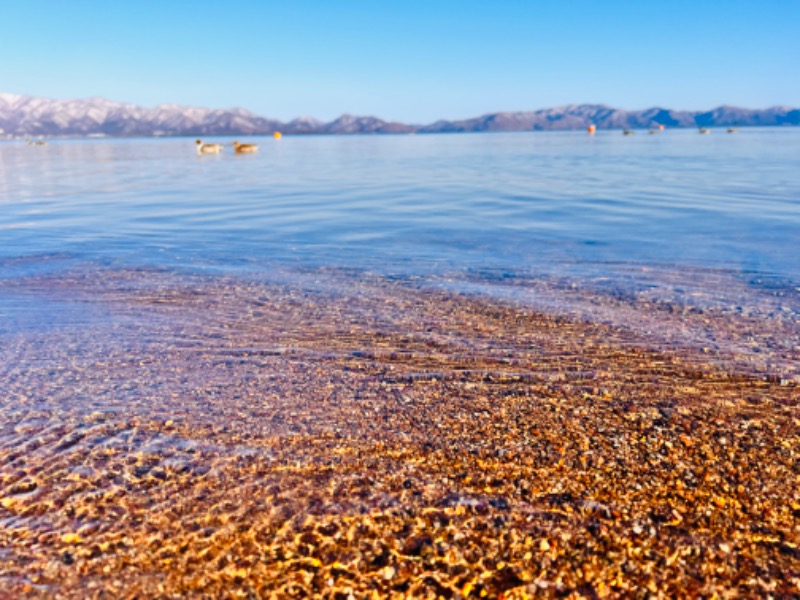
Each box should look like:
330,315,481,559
0,268,798,597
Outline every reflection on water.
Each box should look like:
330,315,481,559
1,129,799,288
1,129,799,378
1,133,799,596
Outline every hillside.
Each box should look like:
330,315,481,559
1,93,797,137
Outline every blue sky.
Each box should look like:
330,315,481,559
3,0,798,122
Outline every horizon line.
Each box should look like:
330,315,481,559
1,91,798,127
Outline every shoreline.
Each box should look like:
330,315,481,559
1,268,798,596
4,124,800,142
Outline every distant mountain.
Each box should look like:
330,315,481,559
693,105,800,127
0,93,282,136
319,114,414,134
419,106,702,132
1,92,797,137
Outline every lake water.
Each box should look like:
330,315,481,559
1,129,799,376
2,129,800,597
2,129,799,279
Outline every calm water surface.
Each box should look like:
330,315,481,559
1,129,798,277
1,129,799,325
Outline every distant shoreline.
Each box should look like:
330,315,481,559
2,92,798,138
3,123,799,142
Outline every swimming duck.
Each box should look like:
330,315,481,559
623,129,635,136
196,139,223,154
233,141,259,154
727,128,738,134
698,128,711,134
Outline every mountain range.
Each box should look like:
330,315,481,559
1,92,798,137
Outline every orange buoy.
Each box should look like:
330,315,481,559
587,124,596,135
273,131,282,140
658,124,665,131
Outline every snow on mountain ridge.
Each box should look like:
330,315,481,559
0,93,286,136
0,93,25,108
1,92,798,136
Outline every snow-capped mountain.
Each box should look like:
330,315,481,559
417,105,799,132
0,93,283,136
1,92,798,137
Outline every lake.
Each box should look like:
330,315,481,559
3,129,799,363
1,129,799,596
2,128,799,281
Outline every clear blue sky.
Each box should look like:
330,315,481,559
3,0,798,123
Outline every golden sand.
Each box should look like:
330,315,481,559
0,269,797,597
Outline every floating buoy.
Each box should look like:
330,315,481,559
273,131,282,140
587,124,596,135
658,124,665,131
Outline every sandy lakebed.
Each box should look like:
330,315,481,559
0,266,798,598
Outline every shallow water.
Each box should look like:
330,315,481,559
1,131,799,596
2,129,799,368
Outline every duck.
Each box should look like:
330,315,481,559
196,139,223,154
727,128,738,134
233,141,259,154
648,129,658,135
623,129,635,136
698,128,711,134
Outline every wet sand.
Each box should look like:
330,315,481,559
1,268,798,597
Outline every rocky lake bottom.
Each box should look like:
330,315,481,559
0,266,797,597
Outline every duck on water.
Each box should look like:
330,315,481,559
233,141,259,154
196,139,223,154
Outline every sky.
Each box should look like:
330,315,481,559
3,0,799,123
